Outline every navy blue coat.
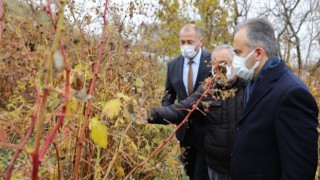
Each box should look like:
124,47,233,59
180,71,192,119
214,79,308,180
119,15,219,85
231,59,319,179
161,49,211,147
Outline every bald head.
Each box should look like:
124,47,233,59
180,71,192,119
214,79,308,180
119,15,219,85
179,24,204,47
212,45,234,66
180,24,202,39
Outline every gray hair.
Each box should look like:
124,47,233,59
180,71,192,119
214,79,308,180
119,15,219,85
212,44,235,61
234,18,278,57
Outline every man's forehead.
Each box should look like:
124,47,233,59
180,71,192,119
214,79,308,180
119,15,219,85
212,49,231,62
233,28,247,46
180,33,196,40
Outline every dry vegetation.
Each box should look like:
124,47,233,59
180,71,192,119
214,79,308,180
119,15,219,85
0,0,319,179
0,0,185,179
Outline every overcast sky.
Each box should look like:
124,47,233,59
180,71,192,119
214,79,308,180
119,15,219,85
64,0,319,63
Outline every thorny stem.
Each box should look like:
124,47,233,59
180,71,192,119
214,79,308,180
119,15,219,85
72,0,109,179
124,77,216,179
5,78,40,180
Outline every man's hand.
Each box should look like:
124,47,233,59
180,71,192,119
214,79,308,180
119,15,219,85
146,108,156,123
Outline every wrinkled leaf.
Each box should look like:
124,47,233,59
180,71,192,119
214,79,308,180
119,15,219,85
103,99,121,118
89,117,108,148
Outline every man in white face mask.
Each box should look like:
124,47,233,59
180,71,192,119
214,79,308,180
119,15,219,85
230,18,319,180
161,23,211,180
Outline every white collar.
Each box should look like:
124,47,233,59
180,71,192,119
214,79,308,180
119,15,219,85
184,48,202,65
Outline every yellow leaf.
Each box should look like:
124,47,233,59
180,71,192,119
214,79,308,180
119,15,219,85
103,99,121,118
125,135,138,153
25,145,34,154
74,63,86,71
116,93,131,102
116,161,125,178
114,117,125,127
310,87,318,96
50,165,59,180
89,117,108,148
134,77,144,88
166,156,178,168
66,98,80,121
123,109,131,124
11,172,24,180
132,99,137,105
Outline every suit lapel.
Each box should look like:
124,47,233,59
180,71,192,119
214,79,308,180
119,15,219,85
239,80,273,124
239,61,287,124
194,50,211,90
177,56,188,98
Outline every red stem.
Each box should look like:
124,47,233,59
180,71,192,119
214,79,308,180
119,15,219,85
46,0,57,29
31,0,68,176
71,0,109,179
39,68,70,159
5,79,40,180
31,89,49,180
124,77,216,179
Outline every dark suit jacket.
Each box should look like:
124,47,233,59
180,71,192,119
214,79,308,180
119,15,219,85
231,59,319,179
161,49,211,147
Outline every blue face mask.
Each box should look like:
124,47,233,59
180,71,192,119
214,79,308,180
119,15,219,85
232,49,259,81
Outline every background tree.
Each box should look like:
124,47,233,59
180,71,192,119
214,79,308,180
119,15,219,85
193,0,234,51
254,0,320,77
1,0,319,179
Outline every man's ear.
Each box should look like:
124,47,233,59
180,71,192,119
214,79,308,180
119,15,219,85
199,37,205,47
256,47,267,61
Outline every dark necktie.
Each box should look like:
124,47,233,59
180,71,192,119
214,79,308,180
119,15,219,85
188,60,194,95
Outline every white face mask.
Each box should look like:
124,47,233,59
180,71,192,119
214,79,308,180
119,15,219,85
226,65,237,83
232,49,259,81
180,42,199,59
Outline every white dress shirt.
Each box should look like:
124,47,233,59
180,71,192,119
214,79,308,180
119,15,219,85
182,48,202,95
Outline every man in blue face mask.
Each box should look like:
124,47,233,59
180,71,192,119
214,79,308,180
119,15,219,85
230,18,319,180
162,23,211,180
